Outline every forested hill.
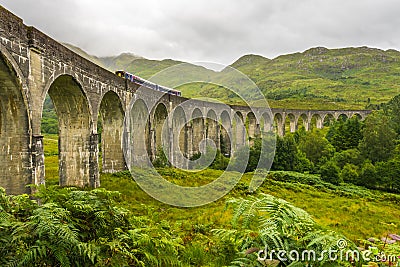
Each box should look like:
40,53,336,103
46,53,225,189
64,44,400,109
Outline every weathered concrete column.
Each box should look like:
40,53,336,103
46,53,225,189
187,123,194,158
246,113,257,145
255,123,261,137
0,53,32,195
234,115,246,149
290,120,297,133
191,108,204,156
276,120,285,136
89,133,100,188
31,135,45,186
171,106,187,168
206,118,219,149
303,119,310,131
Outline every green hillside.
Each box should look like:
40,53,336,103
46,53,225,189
64,43,400,109
229,47,400,109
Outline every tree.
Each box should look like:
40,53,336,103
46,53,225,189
340,163,359,184
375,159,400,192
358,111,397,163
332,148,362,169
272,134,312,172
319,160,342,185
272,135,298,171
358,161,378,188
384,94,400,135
327,116,363,152
298,129,335,166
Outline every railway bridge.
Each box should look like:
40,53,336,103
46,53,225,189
0,6,370,194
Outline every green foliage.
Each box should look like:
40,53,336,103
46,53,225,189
340,163,359,184
272,134,298,171
332,149,363,169
189,146,229,170
0,186,183,267
383,94,400,135
213,193,353,266
375,159,400,192
358,161,378,188
152,145,169,168
359,111,397,163
272,134,313,172
319,160,342,185
41,95,58,134
327,116,363,152
298,129,335,166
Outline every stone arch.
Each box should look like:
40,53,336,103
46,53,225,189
46,74,94,187
273,113,284,136
171,106,187,168
98,90,125,173
310,114,323,129
260,112,272,133
246,112,257,141
152,102,169,161
351,113,362,120
206,109,219,149
323,113,335,127
285,113,296,133
190,108,204,156
337,113,348,122
128,98,151,167
297,113,309,131
0,51,32,194
220,110,231,156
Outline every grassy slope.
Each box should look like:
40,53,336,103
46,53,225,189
43,135,400,242
64,43,400,109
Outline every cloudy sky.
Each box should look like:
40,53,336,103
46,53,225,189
2,0,400,65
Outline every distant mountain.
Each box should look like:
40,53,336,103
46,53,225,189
227,46,400,109
63,44,400,109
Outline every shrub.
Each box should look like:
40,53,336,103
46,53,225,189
319,160,342,185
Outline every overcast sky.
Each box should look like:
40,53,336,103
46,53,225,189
2,0,400,65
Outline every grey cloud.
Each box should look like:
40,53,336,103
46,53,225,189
2,0,400,65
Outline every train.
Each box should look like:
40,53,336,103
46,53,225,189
115,70,182,96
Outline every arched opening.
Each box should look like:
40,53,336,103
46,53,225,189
220,110,231,156
190,108,204,157
41,94,59,185
152,103,169,164
98,91,125,173
310,114,323,130
273,113,284,136
46,75,92,187
323,114,335,127
297,114,308,131
337,114,348,122
352,113,362,120
128,99,151,167
260,112,272,134
0,53,31,194
172,106,187,168
206,109,218,149
285,113,296,133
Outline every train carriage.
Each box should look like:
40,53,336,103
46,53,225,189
115,70,181,96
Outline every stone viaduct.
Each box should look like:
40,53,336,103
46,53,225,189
0,6,370,194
